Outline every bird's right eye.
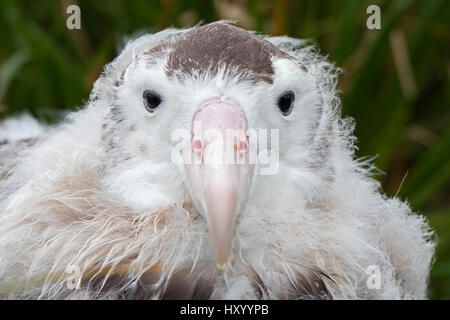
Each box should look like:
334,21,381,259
143,90,162,112
277,91,295,116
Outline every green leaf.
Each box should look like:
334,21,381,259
0,50,29,104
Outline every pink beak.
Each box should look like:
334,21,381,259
185,97,255,269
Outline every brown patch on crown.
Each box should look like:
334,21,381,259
144,42,170,65
158,23,292,84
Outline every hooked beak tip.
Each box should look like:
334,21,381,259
216,260,228,270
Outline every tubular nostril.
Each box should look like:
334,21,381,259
191,138,204,165
238,140,248,154
192,139,203,151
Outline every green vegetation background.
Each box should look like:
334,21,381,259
0,0,448,299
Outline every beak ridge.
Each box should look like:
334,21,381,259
184,97,254,269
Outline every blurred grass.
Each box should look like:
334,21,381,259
0,0,449,298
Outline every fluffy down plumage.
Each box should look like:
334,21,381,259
0,22,435,299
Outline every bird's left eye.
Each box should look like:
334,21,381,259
277,91,295,116
143,90,162,112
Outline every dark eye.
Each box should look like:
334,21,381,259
143,90,162,112
277,91,295,116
